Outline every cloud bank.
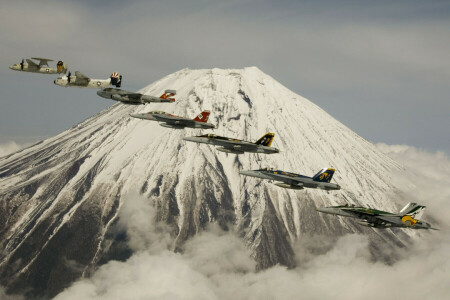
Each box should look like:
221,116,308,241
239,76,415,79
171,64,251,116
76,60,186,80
50,144,450,300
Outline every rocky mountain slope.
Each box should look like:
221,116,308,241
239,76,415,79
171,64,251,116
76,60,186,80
0,67,414,298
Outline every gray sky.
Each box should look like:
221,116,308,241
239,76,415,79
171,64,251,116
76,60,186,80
1,0,449,152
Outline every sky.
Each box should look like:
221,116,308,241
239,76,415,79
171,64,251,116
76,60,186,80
0,0,449,154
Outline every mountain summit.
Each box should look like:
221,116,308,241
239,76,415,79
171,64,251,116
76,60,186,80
0,67,412,297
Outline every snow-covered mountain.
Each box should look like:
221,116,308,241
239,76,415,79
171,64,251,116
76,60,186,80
0,67,414,298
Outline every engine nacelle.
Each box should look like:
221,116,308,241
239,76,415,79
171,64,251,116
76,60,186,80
160,123,185,129
274,183,304,190
216,147,244,154
110,72,122,87
356,220,390,228
111,94,124,101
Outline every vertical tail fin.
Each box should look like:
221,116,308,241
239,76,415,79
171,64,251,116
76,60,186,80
160,89,176,102
193,111,210,123
312,168,335,183
255,133,275,147
399,203,426,219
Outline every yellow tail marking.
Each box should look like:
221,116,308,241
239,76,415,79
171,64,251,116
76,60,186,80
265,133,274,147
401,215,418,226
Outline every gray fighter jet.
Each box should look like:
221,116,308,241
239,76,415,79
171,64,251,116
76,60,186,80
317,202,437,230
97,88,176,105
10,58,67,74
131,110,215,129
239,168,340,190
183,133,279,154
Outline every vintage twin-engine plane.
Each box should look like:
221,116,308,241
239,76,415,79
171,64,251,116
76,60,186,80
317,202,437,230
54,71,122,88
97,88,176,105
131,110,215,129
10,58,67,74
183,133,279,154
239,167,340,190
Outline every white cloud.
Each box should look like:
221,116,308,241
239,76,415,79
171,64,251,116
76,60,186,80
0,141,26,158
52,144,450,300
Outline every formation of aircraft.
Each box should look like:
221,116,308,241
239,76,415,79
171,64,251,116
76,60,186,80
10,58,67,74
183,133,279,154
239,168,340,190
317,202,437,230
54,71,122,88
10,56,437,232
97,88,176,104
131,110,215,129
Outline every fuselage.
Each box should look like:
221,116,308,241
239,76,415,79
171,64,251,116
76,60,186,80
316,206,433,229
9,63,60,74
131,112,215,129
239,169,340,190
54,76,112,88
97,89,141,104
183,135,279,154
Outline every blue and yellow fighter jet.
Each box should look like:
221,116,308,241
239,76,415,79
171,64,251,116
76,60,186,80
184,133,279,154
317,202,438,230
239,168,340,190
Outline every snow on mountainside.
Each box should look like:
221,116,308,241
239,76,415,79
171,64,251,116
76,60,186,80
0,67,416,298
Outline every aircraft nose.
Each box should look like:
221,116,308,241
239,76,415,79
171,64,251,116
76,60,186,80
316,207,335,214
130,114,146,120
239,170,258,177
183,137,199,143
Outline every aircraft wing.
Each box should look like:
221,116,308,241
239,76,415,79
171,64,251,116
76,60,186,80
26,59,39,68
141,95,175,103
211,139,256,150
153,115,194,126
122,92,144,103
31,57,53,67
74,71,90,85
74,71,89,80
338,207,390,219
265,172,306,186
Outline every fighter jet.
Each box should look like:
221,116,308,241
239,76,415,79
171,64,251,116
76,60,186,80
183,133,279,154
9,58,67,74
316,202,437,230
131,110,215,129
54,71,122,88
97,88,176,105
239,168,340,190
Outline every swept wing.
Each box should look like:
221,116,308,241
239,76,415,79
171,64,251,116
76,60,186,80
151,114,192,125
